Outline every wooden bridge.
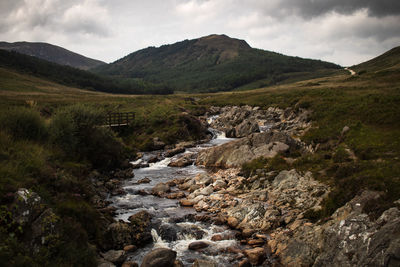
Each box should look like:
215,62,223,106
104,112,135,127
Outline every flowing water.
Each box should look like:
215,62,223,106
109,127,244,265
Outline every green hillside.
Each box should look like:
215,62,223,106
94,34,342,93
0,50,172,95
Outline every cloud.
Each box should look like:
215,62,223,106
0,0,399,66
0,0,111,37
254,0,400,18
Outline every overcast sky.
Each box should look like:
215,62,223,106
1,0,399,66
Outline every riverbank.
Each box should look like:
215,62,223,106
102,105,400,266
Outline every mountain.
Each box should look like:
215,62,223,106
352,46,400,73
0,50,172,94
94,34,342,93
0,41,105,70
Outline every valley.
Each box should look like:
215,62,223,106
0,36,399,266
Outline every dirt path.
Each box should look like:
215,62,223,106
344,67,356,75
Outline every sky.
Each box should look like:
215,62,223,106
1,0,400,66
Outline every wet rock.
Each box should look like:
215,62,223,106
244,247,266,265
188,241,210,250
101,250,126,265
123,245,137,252
132,163,150,169
151,183,170,197
128,211,153,247
137,178,151,184
168,154,194,167
103,222,133,250
167,192,186,199
141,248,177,267
98,259,116,267
180,199,194,206
181,225,206,239
159,224,179,242
148,156,159,164
192,259,217,267
227,216,240,229
247,239,265,247
241,229,255,238
165,147,185,157
122,262,138,267
211,234,223,241
173,260,184,267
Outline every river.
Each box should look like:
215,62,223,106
109,127,245,265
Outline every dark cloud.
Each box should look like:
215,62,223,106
275,0,400,18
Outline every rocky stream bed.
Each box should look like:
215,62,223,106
11,106,399,267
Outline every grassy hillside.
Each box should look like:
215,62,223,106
0,50,173,95
0,41,106,70
353,46,400,73
94,34,341,93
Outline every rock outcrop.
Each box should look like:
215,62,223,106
196,131,301,168
207,105,312,137
270,191,400,266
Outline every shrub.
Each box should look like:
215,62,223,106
332,146,351,163
0,107,47,141
49,104,126,170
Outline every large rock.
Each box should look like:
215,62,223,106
196,131,300,168
103,222,133,250
151,183,170,197
243,247,267,265
12,188,45,226
128,211,153,246
140,248,177,267
101,250,126,265
168,153,195,167
271,191,400,267
188,241,210,250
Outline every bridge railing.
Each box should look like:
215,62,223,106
104,112,135,127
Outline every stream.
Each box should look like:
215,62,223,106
109,126,244,265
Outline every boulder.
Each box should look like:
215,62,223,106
12,188,45,226
188,241,210,250
151,183,170,197
103,222,133,250
101,250,126,265
137,178,151,184
140,248,177,267
165,147,185,157
128,211,153,246
123,245,137,252
196,131,300,168
243,247,266,265
168,154,195,167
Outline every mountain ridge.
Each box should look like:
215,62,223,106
94,34,342,93
0,41,105,70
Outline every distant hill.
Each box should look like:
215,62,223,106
94,34,342,93
353,46,400,73
0,50,172,94
0,41,105,70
